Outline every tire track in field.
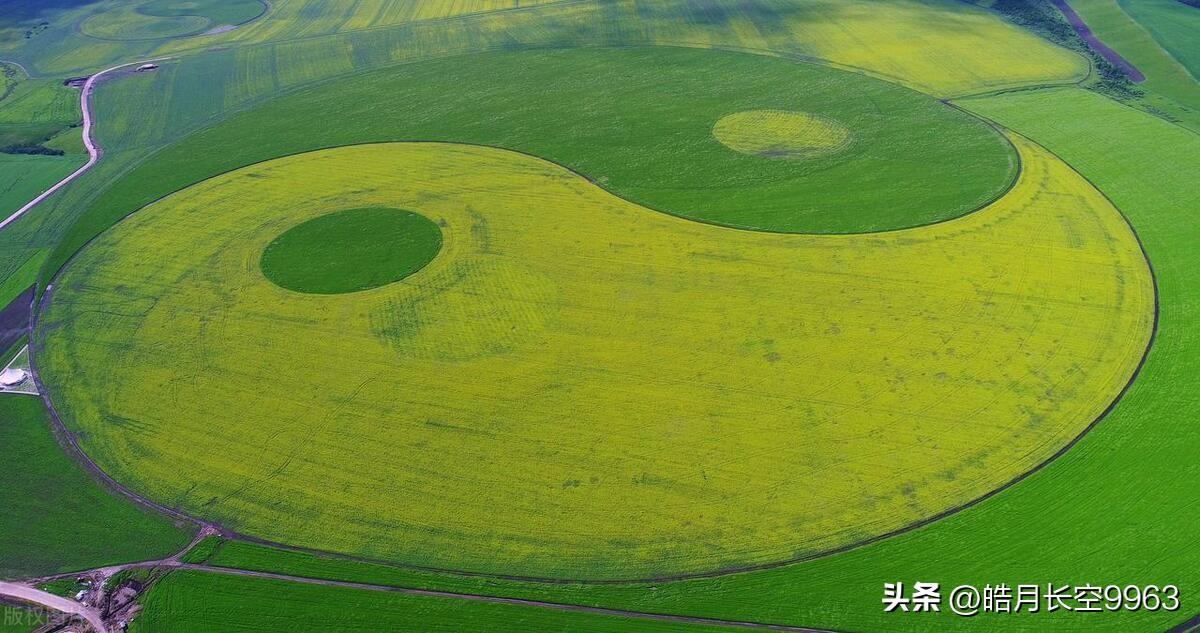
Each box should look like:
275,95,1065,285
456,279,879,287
174,564,833,632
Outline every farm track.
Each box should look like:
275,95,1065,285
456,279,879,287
0,581,106,632
0,57,171,232
176,565,835,632
16,551,834,633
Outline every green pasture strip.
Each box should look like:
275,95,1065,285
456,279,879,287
0,62,21,101
189,86,1200,633
0,77,77,125
107,567,157,593
0,154,81,220
1117,0,1200,80
0,338,26,367
178,536,224,565
0,76,80,150
1067,0,1200,118
130,570,728,633
2,344,28,372
42,126,85,155
0,249,44,311
208,541,560,596
0,395,193,578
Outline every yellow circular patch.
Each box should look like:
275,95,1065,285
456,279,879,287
713,110,851,158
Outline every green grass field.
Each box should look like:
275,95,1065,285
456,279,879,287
130,570,729,633
0,154,83,220
261,207,442,294
1118,0,1200,80
0,251,44,309
0,395,193,578
177,536,223,565
36,577,86,598
0,72,80,148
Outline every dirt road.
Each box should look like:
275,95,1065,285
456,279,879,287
0,581,106,632
0,57,170,232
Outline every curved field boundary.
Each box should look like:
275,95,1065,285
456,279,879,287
26,283,207,531
79,0,272,43
26,124,1157,585
0,57,172,233
0,59,31,78
1051,0,1146,81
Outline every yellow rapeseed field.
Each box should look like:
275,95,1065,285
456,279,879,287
38,136,1153,580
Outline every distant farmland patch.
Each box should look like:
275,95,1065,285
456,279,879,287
81,0,266,40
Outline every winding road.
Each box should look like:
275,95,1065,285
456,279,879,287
0,57,170,232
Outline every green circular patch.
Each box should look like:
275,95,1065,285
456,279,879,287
713,110,851,159
260,208,441,294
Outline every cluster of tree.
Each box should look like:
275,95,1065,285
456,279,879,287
1,144,64,156
989,0,1143,99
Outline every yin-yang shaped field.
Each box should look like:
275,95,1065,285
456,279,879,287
36,128,1152,579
